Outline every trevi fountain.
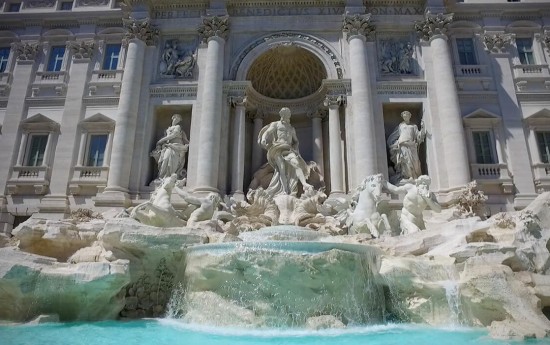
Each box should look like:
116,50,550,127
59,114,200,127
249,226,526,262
1,106,550,344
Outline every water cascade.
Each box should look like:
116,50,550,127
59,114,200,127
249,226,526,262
167,227,385,328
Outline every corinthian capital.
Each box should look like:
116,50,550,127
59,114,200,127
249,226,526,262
414,12,453,41
12,42,40,61
342,14,375,40
68,40,95,59
542,31,550,51
323,94,346,107
483,32,513,53
123,17,159,46
198,16,230,42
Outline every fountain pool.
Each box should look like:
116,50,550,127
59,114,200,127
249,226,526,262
2,320,547,345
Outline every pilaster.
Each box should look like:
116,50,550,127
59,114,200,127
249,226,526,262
324,95,346,195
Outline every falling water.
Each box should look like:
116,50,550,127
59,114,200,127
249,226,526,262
166,239,385,328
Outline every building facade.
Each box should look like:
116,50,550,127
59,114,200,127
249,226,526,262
0,0,549,232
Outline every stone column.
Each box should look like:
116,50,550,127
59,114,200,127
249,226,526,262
324,95,346,195
308,109,326,174
99,18,158,206
40,40,96,214
0,42,39,232
230,95,247,198
415,13,470,190
250,111,265,174
342,14,378,186
483,33,537,207
194,16,229,193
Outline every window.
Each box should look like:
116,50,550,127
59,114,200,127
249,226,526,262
26,134,48,166
86,134,108,166
537,132,550,164
47,46,65,72
456,38,477,65
516,38,535,65
472,131,496,164
102,44,121,70
7,3,21,12
0,47,9,73
60,1,73,10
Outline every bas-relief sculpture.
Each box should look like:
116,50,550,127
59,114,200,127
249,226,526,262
159,39,196,78
387,110,426,184
258,107,313,197
379,39,414,75
151,114,189,182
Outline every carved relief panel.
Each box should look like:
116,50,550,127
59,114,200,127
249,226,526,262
159,38,198,79
377,35,416,76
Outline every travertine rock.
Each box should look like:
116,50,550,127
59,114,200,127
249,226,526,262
305,315,346,330
0,247,130,322
12,218,104,261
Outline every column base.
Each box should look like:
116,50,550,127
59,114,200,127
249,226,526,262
94,189,132,208
193,185,220,195
513,193,540,210
37,194,70,217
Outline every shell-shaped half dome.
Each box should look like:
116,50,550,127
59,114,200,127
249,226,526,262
247,45,327,100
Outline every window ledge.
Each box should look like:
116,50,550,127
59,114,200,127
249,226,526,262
69,166,109,195
7,166,49,195
471,163,514,193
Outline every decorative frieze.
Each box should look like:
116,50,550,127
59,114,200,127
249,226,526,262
123,17,159,46
323,94,346,107
483,33,513,53
229,95,247,108
198,16,229,42
76,0,110,5
25,0,55,8
68,40,96,60
342,14,375,40
378,39,414,75
12,42,40,61
159,39,197,78
414,12,453,41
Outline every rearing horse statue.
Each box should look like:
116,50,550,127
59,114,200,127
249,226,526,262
348,173,391,237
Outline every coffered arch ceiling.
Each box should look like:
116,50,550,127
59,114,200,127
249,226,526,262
246,45,327,100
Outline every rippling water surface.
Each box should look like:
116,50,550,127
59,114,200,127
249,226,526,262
0,319,547,345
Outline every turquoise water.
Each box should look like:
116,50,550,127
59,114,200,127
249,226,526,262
0,320,547,345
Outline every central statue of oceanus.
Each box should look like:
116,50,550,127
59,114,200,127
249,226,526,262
258,107,313,197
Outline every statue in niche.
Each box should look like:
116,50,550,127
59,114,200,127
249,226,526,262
387,111,426,184
258,107,313,197
159,39,196,78
385,175,441,235
379,39,414,75
151,114,189,181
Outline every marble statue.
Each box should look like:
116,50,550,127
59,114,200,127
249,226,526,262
160,41,179,75
175,189,222,226
385,175,441,235
258,107,312,196
129,174,186,227
347,174,391,237
151,114,189,181
387,111,426,183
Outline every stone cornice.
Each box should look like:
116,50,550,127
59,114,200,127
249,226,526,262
414,12,453,42
82,96,121,105
123,17,159,46
197,16,229,42
342,14,375,40
24,97,66,107
377,82,426,96
149,85,198,99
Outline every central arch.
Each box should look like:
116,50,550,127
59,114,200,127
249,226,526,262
231,31,344,82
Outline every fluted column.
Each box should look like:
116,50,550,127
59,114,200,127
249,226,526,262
250,111,265,173
343,14,378,185
325,95,345,195
230,95,247,197
101,18,158,205
415,13,469,190
194,16,229,193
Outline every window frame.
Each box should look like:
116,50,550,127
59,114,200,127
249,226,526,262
536,131,550,164
46,45,66,72
516,37,536,65
471,130,497,164
102,43,121,71
455,37,478,65
24,133,49,167
0,46,10,73
59,1,73,11
84,133,109,167
7,2,21,12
